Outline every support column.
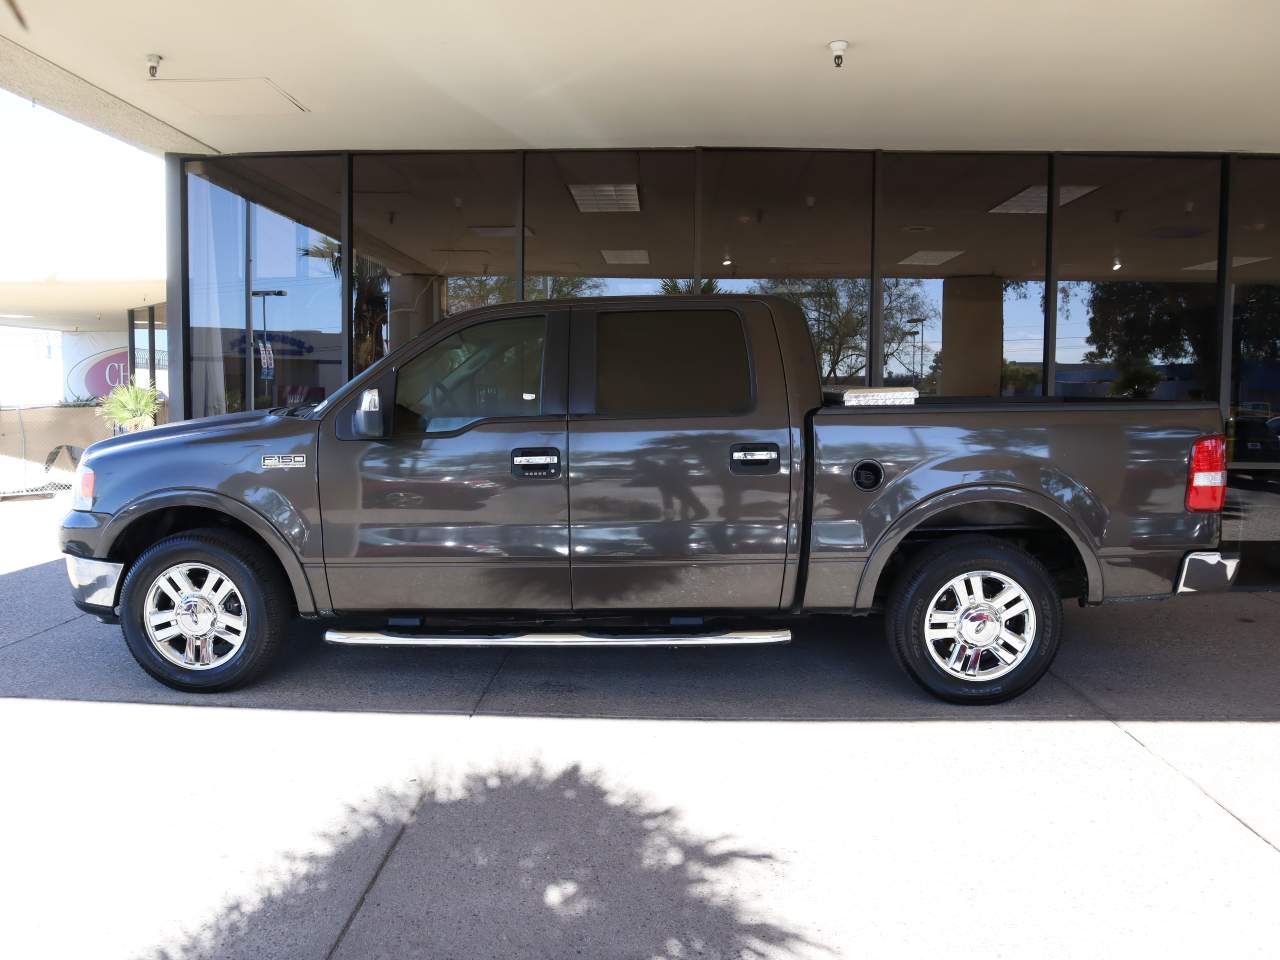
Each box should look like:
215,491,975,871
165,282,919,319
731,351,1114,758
940,276,1004,397
387,274,444,349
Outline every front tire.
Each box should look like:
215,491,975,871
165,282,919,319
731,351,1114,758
886,536,1062,704
118,529,289,692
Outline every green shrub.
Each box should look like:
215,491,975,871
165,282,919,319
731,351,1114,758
99,380,160,432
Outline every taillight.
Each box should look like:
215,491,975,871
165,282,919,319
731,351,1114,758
1186,435,1227,512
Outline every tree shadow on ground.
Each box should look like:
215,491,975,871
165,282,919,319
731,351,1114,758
145,763,821,960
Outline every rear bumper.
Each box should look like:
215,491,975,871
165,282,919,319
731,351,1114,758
1176,551,1240,594
65,554,123,618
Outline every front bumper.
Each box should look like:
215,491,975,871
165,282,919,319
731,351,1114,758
1176,551,1240,594
65,554,123,617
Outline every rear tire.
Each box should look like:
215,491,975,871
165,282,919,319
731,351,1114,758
118,528,289,692
886,535,1062,704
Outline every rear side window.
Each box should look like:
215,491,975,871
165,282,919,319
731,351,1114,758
595,310,752,417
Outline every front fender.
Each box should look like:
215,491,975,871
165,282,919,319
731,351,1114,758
101,488,318,615
853,484,1104,608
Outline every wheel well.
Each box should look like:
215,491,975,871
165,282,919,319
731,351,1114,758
872,502,1089,606
108,506,293,608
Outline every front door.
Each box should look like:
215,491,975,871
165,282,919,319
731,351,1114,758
320,312,570,612
567,304,794,610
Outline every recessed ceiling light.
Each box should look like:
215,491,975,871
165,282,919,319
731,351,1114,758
1182,255,1271,271
1112,256,1123,272
601,249,650,265
568,183,641,213
902,225,933,233
898,250,964,266
988,184,1099,214
722,257,733,266
468,225,534,238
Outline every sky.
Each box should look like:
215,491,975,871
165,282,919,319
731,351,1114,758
0,88,164,283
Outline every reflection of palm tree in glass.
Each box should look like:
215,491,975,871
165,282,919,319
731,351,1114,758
660,278,722,295
300,238,390,374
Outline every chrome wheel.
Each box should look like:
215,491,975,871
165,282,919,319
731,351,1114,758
143,562,249,670
923,569,1037,682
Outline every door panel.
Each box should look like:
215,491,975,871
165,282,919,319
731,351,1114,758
567,304,794,610
320,311,570,612
320,422,569,610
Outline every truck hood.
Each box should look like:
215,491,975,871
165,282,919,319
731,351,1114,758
83,410,283,462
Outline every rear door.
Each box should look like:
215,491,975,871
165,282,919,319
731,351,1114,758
319,311,571,611
567,302,794,610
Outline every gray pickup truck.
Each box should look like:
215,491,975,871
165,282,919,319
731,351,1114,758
61,296,1237,703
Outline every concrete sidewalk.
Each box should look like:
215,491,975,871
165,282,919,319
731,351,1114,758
2,497,1279,959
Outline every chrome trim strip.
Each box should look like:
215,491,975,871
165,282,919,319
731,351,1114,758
1176,550,1240,594
65,555,123,608
512,454,558,465
324,628,791,648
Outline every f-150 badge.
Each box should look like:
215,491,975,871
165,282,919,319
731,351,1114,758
261,454,307,469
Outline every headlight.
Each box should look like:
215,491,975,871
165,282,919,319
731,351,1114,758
72,463,95,511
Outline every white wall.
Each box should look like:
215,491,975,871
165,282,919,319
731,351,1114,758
0,326,62,406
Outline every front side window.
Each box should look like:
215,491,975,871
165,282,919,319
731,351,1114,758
595,309,752,417
394,316,546,434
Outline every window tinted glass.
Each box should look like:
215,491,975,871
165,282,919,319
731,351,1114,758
395,316,545,433
700,151,873,386
524,151,695,298
1054,156,1220,401
879,153,1048,399
595,310,751,417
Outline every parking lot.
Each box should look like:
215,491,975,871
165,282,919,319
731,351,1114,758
2,495,1279,959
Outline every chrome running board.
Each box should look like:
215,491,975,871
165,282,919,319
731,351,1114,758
323,628,791,648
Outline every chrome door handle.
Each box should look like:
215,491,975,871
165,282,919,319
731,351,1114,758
511,447,561,479
732,450,778,461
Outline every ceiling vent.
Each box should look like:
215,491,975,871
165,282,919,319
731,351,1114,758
568,184,641,213
989,185,1098,214
600,249,650,265
898,250,964,266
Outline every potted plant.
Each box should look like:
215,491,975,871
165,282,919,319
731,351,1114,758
99,380,160,433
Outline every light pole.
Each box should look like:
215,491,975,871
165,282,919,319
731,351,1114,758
907,317,928,386
251,289,287,404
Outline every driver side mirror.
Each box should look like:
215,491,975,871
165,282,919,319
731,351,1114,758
352,387,386,439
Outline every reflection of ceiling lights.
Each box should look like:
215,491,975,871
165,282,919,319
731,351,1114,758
601,249,650,265
468,225,534,237
1182,255,1271,271
0,313,34,319
988,184,1099,214
898,250,963,266
902,225,933,233
568,183,641,213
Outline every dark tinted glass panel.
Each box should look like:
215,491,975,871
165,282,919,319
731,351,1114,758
879,154,1048,398
187,170,247,416
524,151,695,299
595,310,751,417
395,316,545,434
353,153,519,370
701,151,872,386
186,156,344,416
1226,158,1280,586
1054,156,1220,401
